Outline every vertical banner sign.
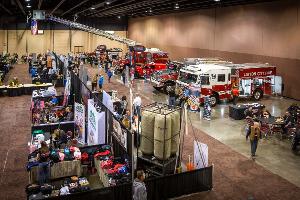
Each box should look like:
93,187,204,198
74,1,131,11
88,99,106,145
75,103,85,144
194,140,208,169
63,76,71,106
188,84,201,112
31,19,38,35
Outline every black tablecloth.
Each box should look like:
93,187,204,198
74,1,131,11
229,104,265,120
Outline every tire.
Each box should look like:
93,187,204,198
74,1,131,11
153,86,163,91
253,89,263,101
134,71,140,78
210,95,218,107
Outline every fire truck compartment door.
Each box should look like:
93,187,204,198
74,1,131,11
263,77,272,95
239,79,251,96
274,76,282,95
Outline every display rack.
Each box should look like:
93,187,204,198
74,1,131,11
137,102,182,176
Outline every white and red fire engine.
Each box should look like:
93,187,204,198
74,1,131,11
176,63,281,107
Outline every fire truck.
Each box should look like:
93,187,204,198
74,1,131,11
151,58,230,92
134,48,169,77
176,63,280,107
118,45,169,77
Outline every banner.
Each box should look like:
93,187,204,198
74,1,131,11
194,140,208,169
63,75,71,106
112,117,127,150
102,91,114,113
31,19,38,35
187,84,201,112
88,99,106,145
75,103,85,144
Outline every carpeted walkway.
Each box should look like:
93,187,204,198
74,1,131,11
0,64,31,200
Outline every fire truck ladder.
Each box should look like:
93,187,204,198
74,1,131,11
47,15,137,46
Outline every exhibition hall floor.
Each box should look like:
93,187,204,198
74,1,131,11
0,64,299,199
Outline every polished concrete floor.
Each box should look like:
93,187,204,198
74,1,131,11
130,78,300,187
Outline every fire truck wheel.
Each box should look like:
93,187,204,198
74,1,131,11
210,95,218,107
253,89,263,101
134,71,140,78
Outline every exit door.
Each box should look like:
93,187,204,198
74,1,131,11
74,46,84,53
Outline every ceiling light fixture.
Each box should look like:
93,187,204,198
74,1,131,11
117,16,121,19
25,0,30,2
214,0,221,2
174,3,179,9
149,8,152,13
91,7,95,10
26,5,31,8
106,0,111,5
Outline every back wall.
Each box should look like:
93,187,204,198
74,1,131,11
128,0,300,100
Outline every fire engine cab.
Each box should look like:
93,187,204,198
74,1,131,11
177,63,280,107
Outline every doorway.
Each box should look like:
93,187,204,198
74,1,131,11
74,46,84,54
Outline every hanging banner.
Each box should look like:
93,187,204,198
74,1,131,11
112,117,127,150
31,19,38,35
75,103,85,144
88,99,106,145
63,75,71,106
194,140,208,169
187,84,201,112
102,91,114,113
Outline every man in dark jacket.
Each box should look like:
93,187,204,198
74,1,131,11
133,170,147,200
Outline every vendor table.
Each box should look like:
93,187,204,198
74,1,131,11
32,121,75,133
229,103,265,120
94,159,110,187
29,160,82,184
0,83,53,96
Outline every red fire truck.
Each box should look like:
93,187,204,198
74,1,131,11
118,45,169,77
151,58,230,92
176,63,280,107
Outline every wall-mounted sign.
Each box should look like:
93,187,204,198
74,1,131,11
31,20,38,35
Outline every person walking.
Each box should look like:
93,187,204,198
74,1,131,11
133,170,147,200
107,68,113,83
98,74,104,90
121,70,126,85
246,121,262,159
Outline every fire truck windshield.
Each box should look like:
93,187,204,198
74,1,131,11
179,71,198,84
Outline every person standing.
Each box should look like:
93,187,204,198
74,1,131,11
107,68,113,83
246,121,262,159
121,70,126,85
232,85,239,105
98,74,104,90
133,93,142,117
133,170,147,200
92,74,98,91
167,85,176,107
37,141,50,185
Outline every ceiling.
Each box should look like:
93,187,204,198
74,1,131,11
0,0,280,20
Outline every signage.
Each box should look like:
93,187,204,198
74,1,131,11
239,67,276,78
194,140,208,169
129,45,146,52
87,99,106,145
75,103,85,144
31,20,38,35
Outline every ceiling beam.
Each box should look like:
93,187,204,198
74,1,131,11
0,3,13,15
15,0,26,16
38,0,43,10
50,0,67,15
61,0,91,16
